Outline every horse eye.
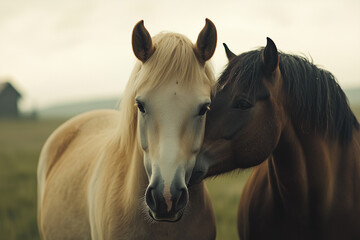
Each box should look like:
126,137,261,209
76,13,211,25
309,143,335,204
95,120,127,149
136,101,145,113
199,103,210,116
235,99,253,110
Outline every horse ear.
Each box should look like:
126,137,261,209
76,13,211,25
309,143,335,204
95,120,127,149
262,37,279,76
194,18,217,64
132,20,155,63
223,43,236,61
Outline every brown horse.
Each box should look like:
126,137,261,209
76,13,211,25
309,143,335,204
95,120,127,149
37,19,217,240
191,38,360,239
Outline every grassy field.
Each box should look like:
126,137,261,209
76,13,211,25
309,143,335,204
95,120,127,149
206,172,251,239
0,119,67,240
1,105,359,240
0,118,250,240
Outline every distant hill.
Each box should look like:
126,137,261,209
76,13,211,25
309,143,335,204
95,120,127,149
39,97,120,118
37,88,359,119
345,88,360,107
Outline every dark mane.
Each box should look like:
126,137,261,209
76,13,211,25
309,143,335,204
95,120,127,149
218,49,264,98
219,49,359,143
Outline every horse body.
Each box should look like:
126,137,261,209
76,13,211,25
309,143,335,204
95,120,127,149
38,19,217,240
38,110,118,239
192,38,360,239
239,126,360,240
38,110,215,239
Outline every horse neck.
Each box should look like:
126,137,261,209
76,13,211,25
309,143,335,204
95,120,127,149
270,122,360,215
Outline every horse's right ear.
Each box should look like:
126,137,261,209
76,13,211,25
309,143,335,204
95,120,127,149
223,43,236,61
262,37,278,76
194,18,217,64
132,20,155,63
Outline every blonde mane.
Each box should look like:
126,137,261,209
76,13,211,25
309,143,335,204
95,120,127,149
116,32,215,160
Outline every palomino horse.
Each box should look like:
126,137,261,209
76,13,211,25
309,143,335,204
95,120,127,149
38,19,217,240
191,38,360,239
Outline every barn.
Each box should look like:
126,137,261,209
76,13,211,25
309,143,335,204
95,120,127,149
0,81,22,117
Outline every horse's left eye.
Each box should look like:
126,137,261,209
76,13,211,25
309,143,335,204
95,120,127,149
198,104,210,116
234,99,253,110
136,101,145,113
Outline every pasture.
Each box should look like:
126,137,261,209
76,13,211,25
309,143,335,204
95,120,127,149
0,104,359,240
0,118,249,240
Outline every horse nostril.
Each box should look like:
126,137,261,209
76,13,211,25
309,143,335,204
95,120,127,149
174,188,188,212
145,187,156,212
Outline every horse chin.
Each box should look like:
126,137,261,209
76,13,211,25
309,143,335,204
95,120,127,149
188,170,206,187
148,210,183,223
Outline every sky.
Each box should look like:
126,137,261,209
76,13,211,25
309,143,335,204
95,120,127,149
0,0,359,111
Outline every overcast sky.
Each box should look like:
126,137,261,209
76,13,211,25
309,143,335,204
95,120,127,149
0,0,359,110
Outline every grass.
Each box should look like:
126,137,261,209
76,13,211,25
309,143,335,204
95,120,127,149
0,119,65,240
0,118,250,240
206,172,251,239
1,105,359,240
351,104,360,118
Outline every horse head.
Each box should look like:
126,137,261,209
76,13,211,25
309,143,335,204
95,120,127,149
132,19,217,221
191,37,285,183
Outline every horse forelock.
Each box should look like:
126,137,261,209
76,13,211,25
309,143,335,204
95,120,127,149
218,49,264,102
136,32,215,92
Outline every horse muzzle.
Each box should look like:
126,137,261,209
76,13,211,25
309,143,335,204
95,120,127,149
145,178,189,222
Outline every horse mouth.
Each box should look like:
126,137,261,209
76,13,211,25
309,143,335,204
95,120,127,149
148,210,183,222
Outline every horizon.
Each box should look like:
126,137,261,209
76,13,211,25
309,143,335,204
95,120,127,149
0,0,359,111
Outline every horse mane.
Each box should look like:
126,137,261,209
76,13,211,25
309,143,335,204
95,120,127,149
219,49,359,143
115,32,215,158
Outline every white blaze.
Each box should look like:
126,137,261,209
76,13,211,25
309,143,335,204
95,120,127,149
164,184,172,212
